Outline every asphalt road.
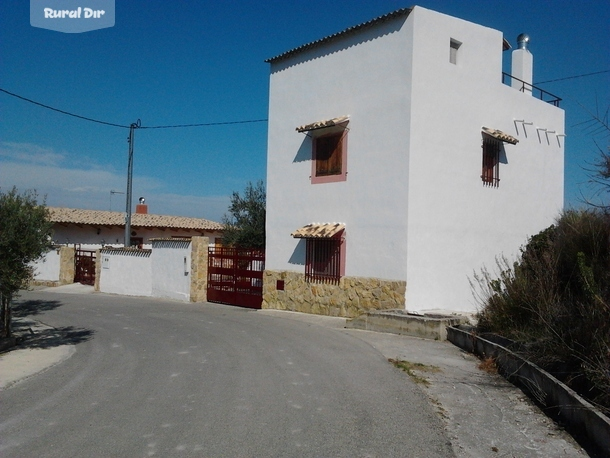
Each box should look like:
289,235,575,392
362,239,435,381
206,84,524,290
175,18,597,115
0,290,453,457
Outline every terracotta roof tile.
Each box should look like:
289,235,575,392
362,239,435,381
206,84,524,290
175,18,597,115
265,8,412,64
482,127,519,145
296,116,349,133
47,207,224,231
291,223,345,238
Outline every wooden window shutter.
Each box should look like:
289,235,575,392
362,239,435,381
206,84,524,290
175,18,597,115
315,133,343,177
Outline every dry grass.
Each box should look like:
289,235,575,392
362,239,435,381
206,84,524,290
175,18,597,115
477,356,498,374
389,358,441,386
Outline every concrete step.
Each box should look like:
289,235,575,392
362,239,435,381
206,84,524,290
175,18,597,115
346,309,469,340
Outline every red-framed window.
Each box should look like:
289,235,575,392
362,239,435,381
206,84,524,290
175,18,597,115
482,137,500,187
305,236,345,284
311,130,348,184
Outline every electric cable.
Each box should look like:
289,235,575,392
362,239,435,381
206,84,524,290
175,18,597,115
139,119,267,129
0,87,268,129
535,70,610,85
0,88,129,128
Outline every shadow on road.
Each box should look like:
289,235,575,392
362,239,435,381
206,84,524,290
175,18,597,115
10,298,94,349
13,299,63,317
16,326,94,349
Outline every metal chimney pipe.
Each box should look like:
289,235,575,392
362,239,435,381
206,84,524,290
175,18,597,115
511,34,533,95
516,33,530,50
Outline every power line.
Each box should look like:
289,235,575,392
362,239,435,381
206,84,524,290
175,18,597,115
0,87,268,129
139,119,267,129
535,70,610,85
0,87,129,128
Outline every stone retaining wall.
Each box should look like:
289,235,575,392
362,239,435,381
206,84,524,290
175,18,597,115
262,270,406,317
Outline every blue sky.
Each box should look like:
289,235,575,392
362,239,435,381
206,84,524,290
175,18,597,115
1,1,608,222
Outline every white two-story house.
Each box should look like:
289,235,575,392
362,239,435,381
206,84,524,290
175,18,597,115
263,6,564,316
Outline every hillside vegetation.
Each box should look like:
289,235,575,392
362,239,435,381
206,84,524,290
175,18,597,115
473,209,610,414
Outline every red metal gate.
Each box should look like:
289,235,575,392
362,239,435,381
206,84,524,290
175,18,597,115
75,248,96,285
207,246,264,309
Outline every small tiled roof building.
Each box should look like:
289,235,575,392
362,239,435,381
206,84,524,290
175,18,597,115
48,206,224,249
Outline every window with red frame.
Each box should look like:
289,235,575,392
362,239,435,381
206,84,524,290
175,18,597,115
305,237,343,284
482,137,500,187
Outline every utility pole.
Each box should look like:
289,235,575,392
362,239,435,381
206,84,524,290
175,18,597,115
125,119,141,247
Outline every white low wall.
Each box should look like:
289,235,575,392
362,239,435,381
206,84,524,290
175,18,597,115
151,239,191,301
99,249,152,297
32,248,61,282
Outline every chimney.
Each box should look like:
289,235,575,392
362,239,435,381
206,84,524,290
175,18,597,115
511,33,533,95
136,196,148,214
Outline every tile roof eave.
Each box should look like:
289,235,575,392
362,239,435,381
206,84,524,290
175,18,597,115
291,222,346,239
47,207,224,231
265,7,413,64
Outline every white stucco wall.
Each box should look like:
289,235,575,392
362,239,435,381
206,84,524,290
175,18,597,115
98,249,152,297
32,248,61,282
51,224,221,250
265,6,564,313
151,240,191,301
266,11,414,281
52,225,125,249
404,7,564,311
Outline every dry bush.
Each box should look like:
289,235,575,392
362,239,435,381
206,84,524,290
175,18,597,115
473,209,610,414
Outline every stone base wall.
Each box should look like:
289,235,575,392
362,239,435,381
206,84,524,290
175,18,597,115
58,246,75,285
94,249,101,292
190,236,209,302
262,270,406,318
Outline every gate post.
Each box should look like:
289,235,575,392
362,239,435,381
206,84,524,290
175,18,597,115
94,249,101,292
58,246,75,285
190,236,209,302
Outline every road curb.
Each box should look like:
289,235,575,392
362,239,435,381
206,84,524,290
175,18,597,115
0,317,76,389
447,325,610,456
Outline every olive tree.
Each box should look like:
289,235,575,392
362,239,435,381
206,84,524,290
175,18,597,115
0,187,53,338
221,180,265,249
